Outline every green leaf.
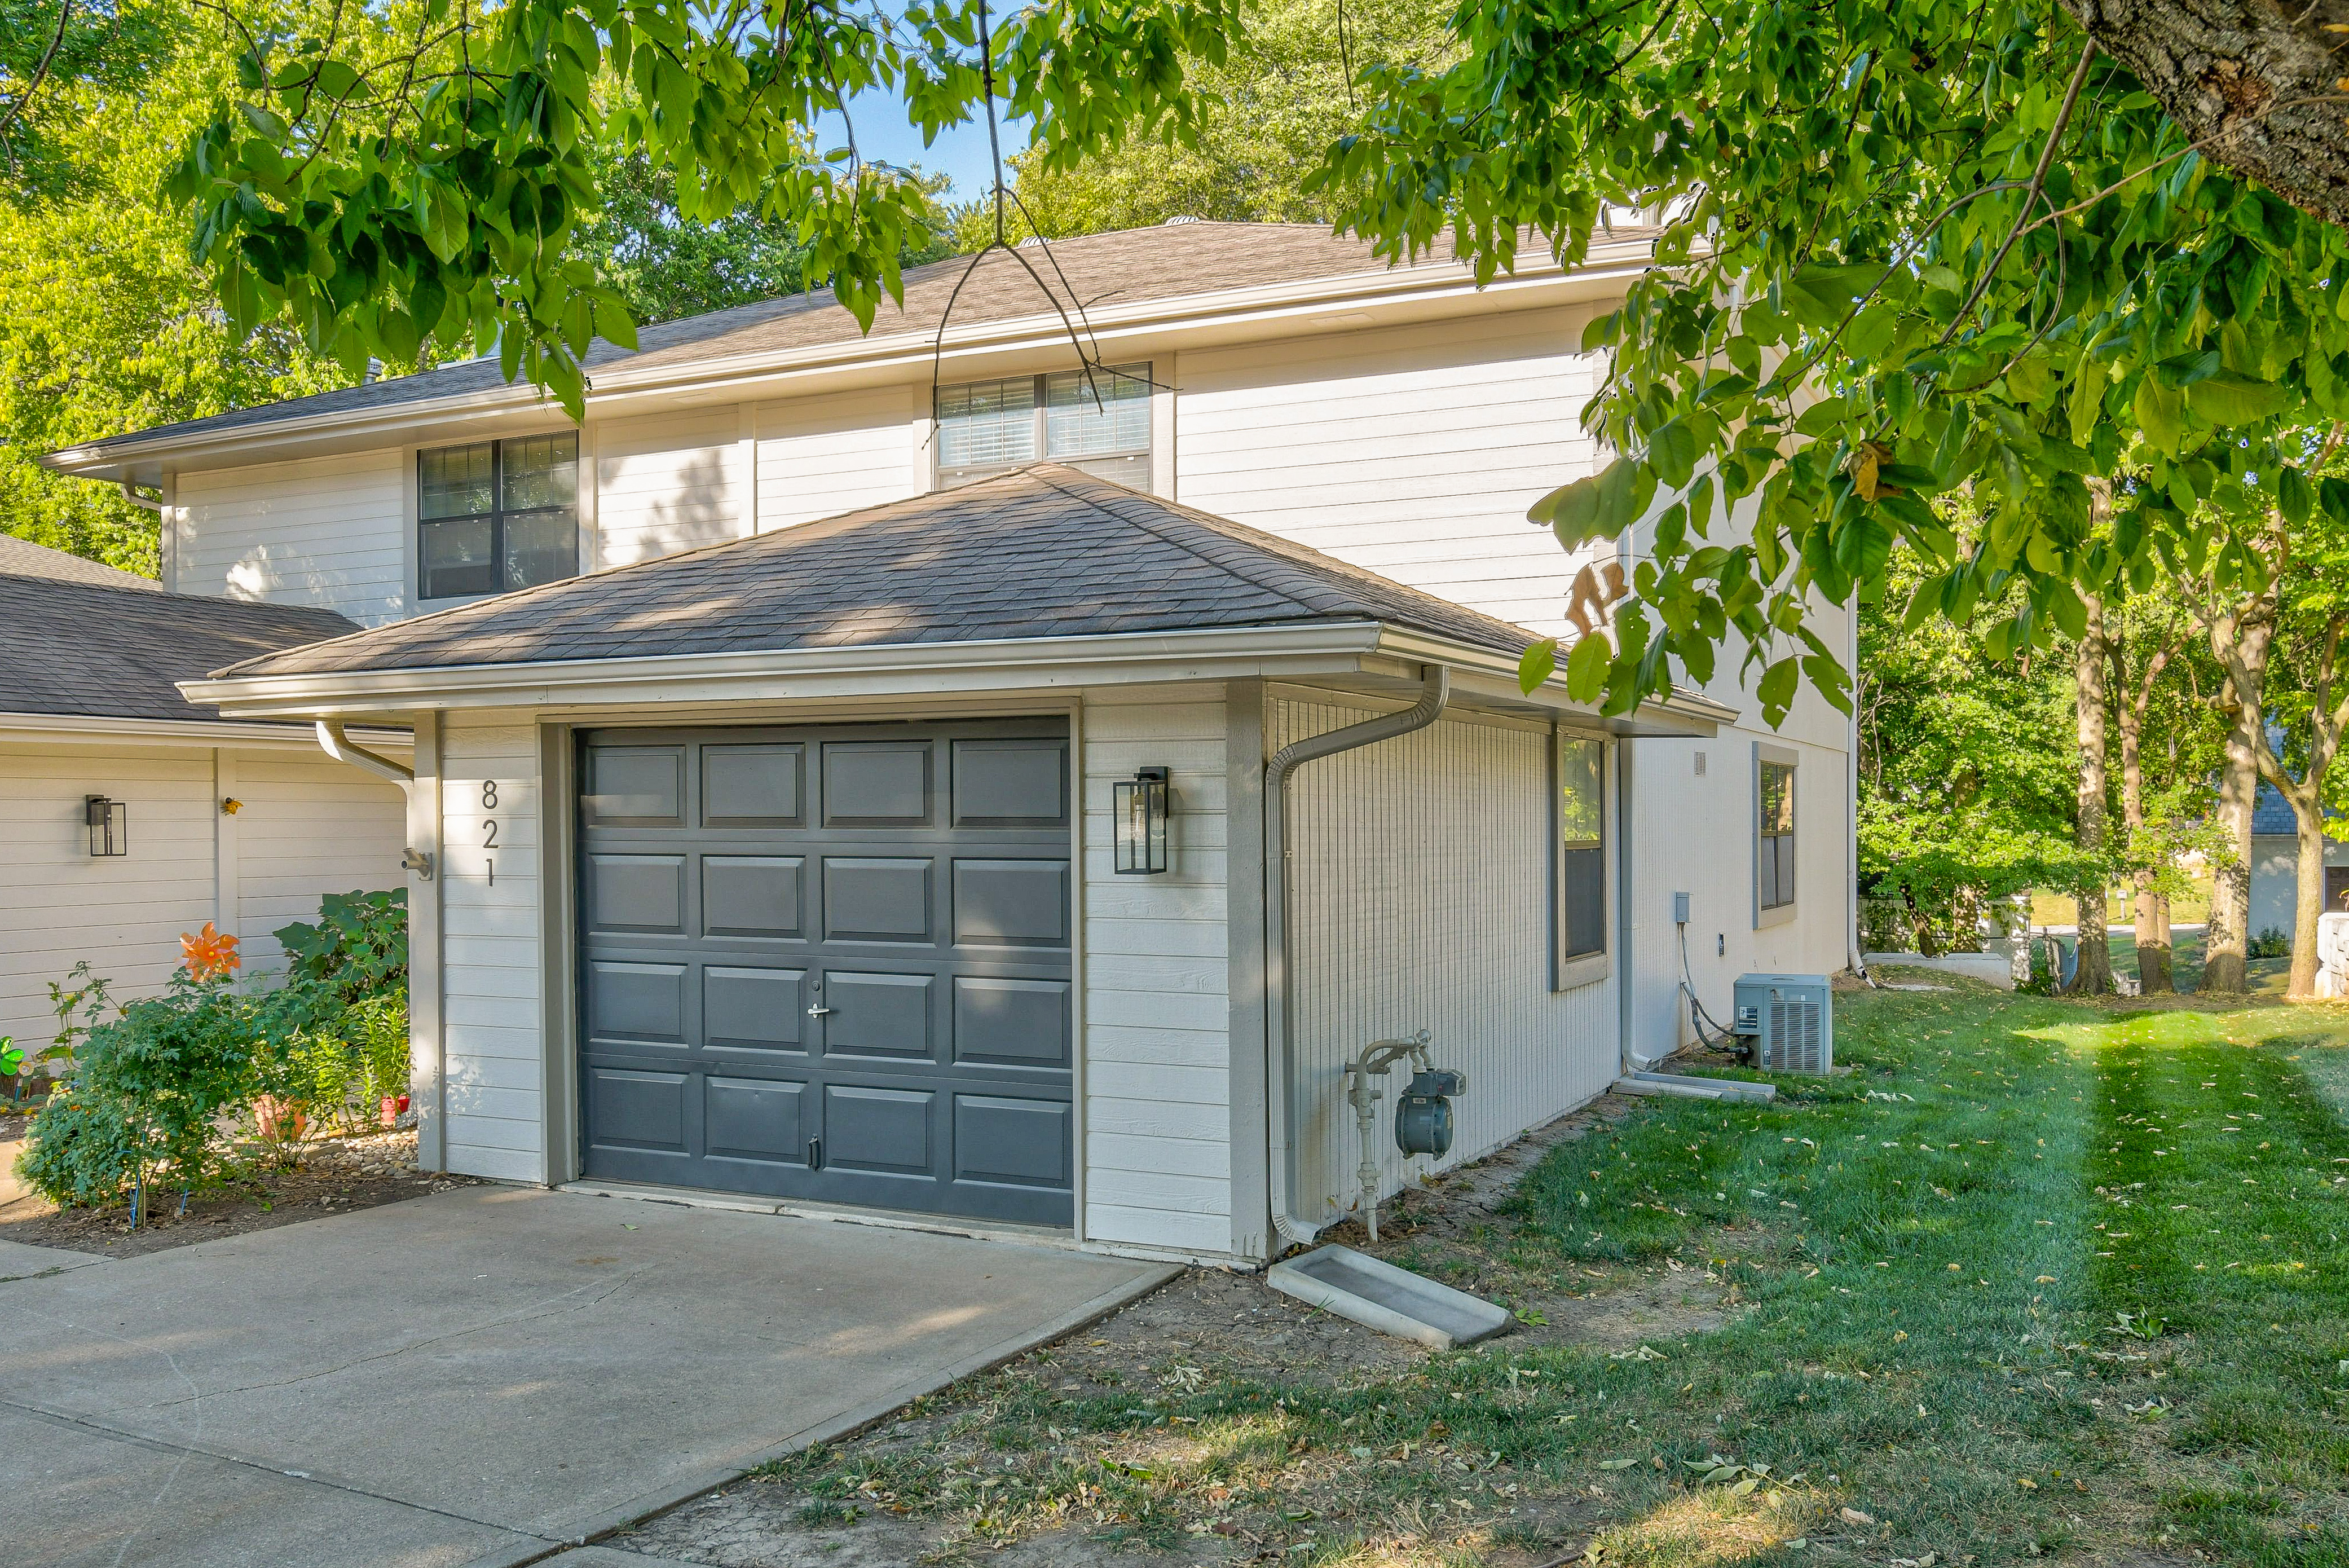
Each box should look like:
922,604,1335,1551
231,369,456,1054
1564,633,1613,703
1528,458,1655,550
2134,374,2184,457
2279,465,2313,525
1756,658,1797,725
1518,638,1558,693
2183,369,2290,428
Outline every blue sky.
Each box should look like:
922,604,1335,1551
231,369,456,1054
819,78,1032,202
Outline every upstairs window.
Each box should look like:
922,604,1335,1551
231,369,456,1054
1757,753,1797,917
419,433,579,600
1555,731,1608,985
936,363,1152,490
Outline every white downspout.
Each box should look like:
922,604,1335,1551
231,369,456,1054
316,720,416,792
1263,665,1449,1249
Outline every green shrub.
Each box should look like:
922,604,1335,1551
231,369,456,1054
287,990,411,1133
2250,926,2293,959
17,971,255,1209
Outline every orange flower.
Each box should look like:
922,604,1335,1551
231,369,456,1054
182,922,240,981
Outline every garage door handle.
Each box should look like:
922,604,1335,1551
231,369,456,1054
808,1005,834,1018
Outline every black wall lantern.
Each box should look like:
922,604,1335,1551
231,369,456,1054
85,795,126,857
1113,766,1170,875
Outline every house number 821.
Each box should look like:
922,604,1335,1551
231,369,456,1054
481,779,499,884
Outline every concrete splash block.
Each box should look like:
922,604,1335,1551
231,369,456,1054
1267,1245,1513,1349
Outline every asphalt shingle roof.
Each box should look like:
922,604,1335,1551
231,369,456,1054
0,534,160,589
214,465,1539,681
67,222,1649,458
0,575,360,722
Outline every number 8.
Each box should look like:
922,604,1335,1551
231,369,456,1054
482,779,499,810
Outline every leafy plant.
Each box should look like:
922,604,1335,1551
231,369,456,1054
274,888,407,1001
18,968,254,1212
2250,927,2293,960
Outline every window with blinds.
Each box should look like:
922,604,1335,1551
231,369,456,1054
935,363,1153,490
418,433,579,600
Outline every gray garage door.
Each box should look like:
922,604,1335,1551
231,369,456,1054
576,721,1074,1225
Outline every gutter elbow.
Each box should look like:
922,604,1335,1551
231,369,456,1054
315,720,416,794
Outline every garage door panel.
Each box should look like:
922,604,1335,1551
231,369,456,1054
952,976,1072,1069
953,859,1069,948
953,738,1067,826
823,742,932,826
588,1067,690,1152
954,1095,1072,1189
823,971,934,1059
587,853,685,933
706,1077,809,1164
825,857,933,942
705,966,806,1052
824,1085,933,1174
704,743,804,826
583,747,685,826
587,960,688,1046
581,720,1071,1225
704,855,805,937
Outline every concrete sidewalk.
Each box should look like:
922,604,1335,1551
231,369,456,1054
2,1186,1174,1568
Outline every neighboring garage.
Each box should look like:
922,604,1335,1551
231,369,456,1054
577,720,1075,1223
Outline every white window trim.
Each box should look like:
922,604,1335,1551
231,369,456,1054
930,362,1156,492
1554,725,1613,992
1755,740,1799,930
412,428,587,610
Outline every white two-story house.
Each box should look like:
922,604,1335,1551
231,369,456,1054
44,221,1854,1266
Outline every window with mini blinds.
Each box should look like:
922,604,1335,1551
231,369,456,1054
935,363,1153,490
418,433,579,600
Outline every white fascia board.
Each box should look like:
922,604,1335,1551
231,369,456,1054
47,239,1660,482
180,622,1399,720
1366,627,1729,736
0,711,413,751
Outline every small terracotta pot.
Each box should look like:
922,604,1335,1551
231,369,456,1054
379,1095,400,1128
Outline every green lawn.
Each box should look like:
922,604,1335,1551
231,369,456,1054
768,985,2349,1565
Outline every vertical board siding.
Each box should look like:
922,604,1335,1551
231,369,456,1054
1081,686,1233,1255
755,385,924,527
175,451,407,624
1269,692,1618,1227
439,715,547,1183
230,749,408,973
594,406,749,569
1173,311,1612,636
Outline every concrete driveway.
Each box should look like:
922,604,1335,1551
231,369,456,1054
1,1186,1173,1568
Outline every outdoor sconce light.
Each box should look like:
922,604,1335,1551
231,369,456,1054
85,795,126,857
1113,766,1171,875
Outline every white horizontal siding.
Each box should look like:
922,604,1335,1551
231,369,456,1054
174,451,407,624
1174,310,1611,636
1081,686,1233,1253
230,750,408,973
593,406,748,569
439,716,546,1182
0,743,218,1055
1270,690,1619,1227
755,385,923,527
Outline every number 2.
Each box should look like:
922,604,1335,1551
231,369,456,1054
482,820,499,848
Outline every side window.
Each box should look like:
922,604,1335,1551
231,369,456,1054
935,363,1152,490
1557,731,1607,984
1757,755,1797,917
419,433,578,600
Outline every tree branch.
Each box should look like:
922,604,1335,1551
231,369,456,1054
0,0,75,165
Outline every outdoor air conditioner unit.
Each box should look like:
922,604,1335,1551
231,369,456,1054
1730,973,1834,1074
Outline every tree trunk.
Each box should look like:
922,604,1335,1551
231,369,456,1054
2290,788,2326,997
2206,657,2266,995
2061,0,2349,231
2067,592,2117,994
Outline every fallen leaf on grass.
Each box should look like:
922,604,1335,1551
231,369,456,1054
1840,1507,1877,1526
1598,1457,1640,1470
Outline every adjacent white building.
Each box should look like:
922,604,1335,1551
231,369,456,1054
43,222,1854,1266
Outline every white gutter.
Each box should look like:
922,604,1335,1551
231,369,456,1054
117,479,164,512
46,239,1664,479
0,711,411,750
1262,664,1450,1248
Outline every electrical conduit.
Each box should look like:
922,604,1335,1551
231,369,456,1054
1263,665,1449,1248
